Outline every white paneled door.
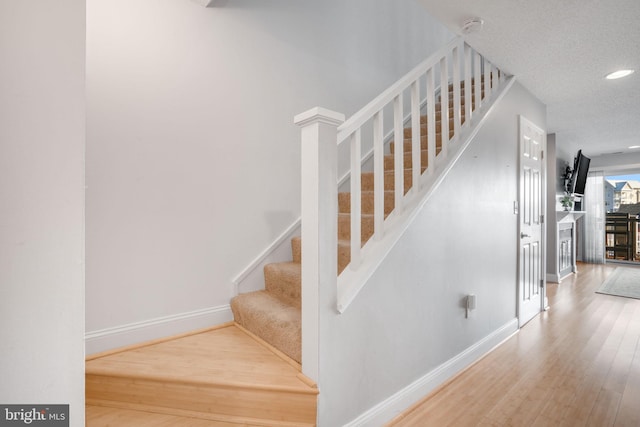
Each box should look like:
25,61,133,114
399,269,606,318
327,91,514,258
518,116,546,327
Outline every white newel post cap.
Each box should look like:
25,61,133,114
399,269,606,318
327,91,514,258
294,107,345,128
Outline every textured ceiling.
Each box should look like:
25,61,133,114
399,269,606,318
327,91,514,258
418,0,640,158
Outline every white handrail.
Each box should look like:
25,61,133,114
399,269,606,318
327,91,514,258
336,37,459,145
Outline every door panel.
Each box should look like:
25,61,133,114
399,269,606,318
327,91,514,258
518,116,545,327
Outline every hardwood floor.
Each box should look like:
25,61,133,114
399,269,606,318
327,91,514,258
86,405,264,427
86,323,317,426
389,263,640,427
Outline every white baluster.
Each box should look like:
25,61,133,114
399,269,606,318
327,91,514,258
484,58,492,100
474,51,482,111
350,129,361,269
373,111,384,240
393,94,404,214
464,44,472,123
410,80,421,194
439,56,449,156
426,68,435,175
452,43,461,137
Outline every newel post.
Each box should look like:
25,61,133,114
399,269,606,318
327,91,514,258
294,107,344,382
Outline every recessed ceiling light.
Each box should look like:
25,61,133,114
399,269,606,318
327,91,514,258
606,69,635,80
629,145,640,149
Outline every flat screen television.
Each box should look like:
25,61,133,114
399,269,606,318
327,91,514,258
569,150,591,196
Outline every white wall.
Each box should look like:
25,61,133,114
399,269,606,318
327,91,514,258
86,0,453,350
318,82,546,426
0,0,85,424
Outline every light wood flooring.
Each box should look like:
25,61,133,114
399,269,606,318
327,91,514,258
389,263,640,427
86,323,317,427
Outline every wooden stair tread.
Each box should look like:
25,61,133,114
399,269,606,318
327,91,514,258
86,324,316,426
86,324,312,393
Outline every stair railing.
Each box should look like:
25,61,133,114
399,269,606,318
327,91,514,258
295,37,509,381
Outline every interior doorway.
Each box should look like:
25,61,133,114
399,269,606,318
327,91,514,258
518,116,546,327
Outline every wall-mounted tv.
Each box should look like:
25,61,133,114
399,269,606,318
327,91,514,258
569,150,591,196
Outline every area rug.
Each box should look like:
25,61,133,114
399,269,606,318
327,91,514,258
596,267,640,300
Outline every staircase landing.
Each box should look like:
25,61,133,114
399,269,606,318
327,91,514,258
86,323,318,427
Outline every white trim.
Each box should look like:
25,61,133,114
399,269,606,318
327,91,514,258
294,107,345,127
85,304,232,355
230,219,301,295
546,273,560,283
343,318,519,427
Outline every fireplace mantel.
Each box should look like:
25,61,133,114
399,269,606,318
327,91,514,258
549,210,585,283
556,210,585,223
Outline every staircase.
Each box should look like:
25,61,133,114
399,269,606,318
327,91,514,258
85,38,509,427
231,78,484,364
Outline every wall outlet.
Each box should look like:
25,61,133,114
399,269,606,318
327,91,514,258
466,294,476,318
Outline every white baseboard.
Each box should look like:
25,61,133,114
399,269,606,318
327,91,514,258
546,273,560,283
343,318,519,427
85,304,233,355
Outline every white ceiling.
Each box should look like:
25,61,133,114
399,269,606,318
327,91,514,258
418,0,640,159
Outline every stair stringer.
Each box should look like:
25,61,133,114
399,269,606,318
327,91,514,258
336,76,516,313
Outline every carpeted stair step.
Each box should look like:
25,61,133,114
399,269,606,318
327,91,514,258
437,106,467,126
390,135,446,154
404,121,455,138
434,102,467,113
446,89,483,100
420,109,465,127
338,212,375,243
446,80,484,88
384,150,428,171
338,190,395,216
450,81,485,91
291,236,352,275
404,125,428,138
403,121,453,139
361,169,414,192
291,236,301,264
230,290,301,363
264,262,301,308
404,118,456,138
445,87,484,96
